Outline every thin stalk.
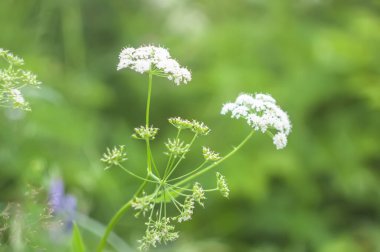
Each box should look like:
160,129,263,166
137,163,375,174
174,131,254,187
163,129,181,178
149,147,159,175
164,186,167,217
117,164,157,183
146,72,152,127
144,71,159,179
148,185,162,220
96,200,132,252
96,179,149,251
167,191,184,212
168,160,207,182
146,139,160,176
203,188,218,192
167,184,193,192
165,133,198,180
167,187,190,197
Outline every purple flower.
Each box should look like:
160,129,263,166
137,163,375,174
49,178,77,232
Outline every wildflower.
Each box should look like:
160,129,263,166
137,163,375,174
138,228,160,251
152,217,178,244
101,145,128,169
168,117,193,130
216,172,230,198
177,196,194,223
138,217,178,251
117,45,191,85
48,178,77,231
0,48,41,111
202,147,221,161
191,120,210,135
132,126,159,140
165,139,190,157
221,93,291,149
168,117,210,136
192,183,206,207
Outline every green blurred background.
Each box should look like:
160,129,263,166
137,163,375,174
1,0,380,251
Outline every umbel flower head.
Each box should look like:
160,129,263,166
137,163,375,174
202,147,221,161
0,48,41,111
117,45,191,85
100,145,128,169
221,93,291,149
168,117,210,136
133,126,159,140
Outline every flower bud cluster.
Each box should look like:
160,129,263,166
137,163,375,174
168,117,193,130
202,147,221,161
100,145,128,169
192,183,206,207
117,45,191,85
168,117,210,136
191,120,210,135
165,139,190,157
132,126,159,140
216,172,230,198
221,93,291,149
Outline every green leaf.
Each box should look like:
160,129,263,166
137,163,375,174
71,222,86,252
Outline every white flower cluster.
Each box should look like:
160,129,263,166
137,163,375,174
10,89,26,107
117,45,191,85
221,93,291,149
0,48,41,111
138,217,178,251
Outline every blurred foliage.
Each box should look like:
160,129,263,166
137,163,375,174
0,0,380,251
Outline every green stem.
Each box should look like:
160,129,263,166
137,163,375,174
96,200,132,252
96,72,157,251
117,164,156,183
96,179,148,252
145,72,153,174
174,131,254,187
146,72,152,127
203,188,218,192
